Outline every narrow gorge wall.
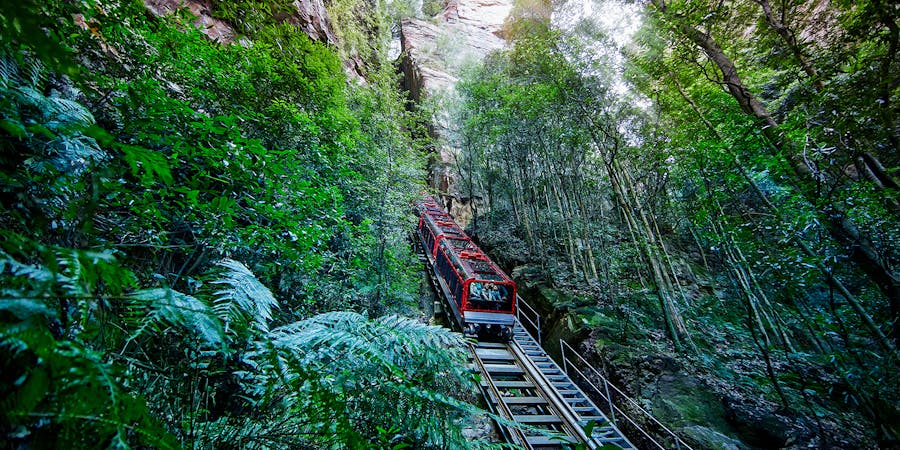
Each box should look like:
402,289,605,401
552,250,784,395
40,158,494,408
145,0,336,43
399,0,512,226
143,0,369,79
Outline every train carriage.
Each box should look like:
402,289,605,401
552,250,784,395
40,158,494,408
418,211,467,258
416,196,516,340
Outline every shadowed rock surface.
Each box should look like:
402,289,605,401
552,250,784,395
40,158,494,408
399,0,512,225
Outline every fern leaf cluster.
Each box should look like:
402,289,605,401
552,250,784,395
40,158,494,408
128,287,226,348
213,259,278,335
0,0,482,447
1,55,105,176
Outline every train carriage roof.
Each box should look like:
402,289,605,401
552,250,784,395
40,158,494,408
439,238,513,284
422,211,467,240
415,195,444,215
417,195,514,286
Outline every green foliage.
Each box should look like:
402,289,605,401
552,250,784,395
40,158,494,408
237,311,474,447
0,0,461,447
0,0,84,75
128,287,225,348
0,322,179,449
0,54,107,236
620,0,900,443
421,0,447,17
211,259,278,335
453,0,899,444
0,236,177,448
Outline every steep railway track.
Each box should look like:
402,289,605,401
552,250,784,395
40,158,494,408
415,232,635,449
470,324,635,449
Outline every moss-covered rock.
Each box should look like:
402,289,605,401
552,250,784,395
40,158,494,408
681,425,748,450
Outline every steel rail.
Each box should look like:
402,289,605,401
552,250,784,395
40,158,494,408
468,342,531,448
507,339,591,446
469,341,584,449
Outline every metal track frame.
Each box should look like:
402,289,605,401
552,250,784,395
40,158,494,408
415,229,635,449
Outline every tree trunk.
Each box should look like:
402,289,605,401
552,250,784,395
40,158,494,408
650,0,900,347
753,0,824,90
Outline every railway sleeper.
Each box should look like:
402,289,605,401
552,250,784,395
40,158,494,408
524,435,577,447
483,364,524,375
572,406,597,413
488,380,535,389
500,396,549,405
513,415,563,425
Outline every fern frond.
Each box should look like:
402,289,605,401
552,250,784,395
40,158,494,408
43,94,96,128
0,56,17,90
0,250,55,286
211,259,278,335
13,85,95,130
246,311,470,390
196,413,319,449
46,134,106,174
128,288,225,348
0,299,56,320
373,314,466,349
21,57,44,89
235,310,479,449
14,86,54,114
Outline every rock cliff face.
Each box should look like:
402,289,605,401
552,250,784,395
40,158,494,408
143,0,357,76
144,0,338,45
144,0,336,45
399,0,513,225
144,0,243,44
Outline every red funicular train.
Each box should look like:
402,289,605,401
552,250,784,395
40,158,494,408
415,196,516,340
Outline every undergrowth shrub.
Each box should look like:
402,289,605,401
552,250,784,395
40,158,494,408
0,0,479,447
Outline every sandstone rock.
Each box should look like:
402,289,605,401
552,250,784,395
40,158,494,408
681,425,747,450
143,0,336,47
285,0,337,45
144,0,240,44
143,0,371,79
439,0,512,35
399,0,514,225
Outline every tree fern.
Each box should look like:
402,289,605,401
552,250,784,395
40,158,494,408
212,259,278,335
1,322,179,449
44,133,106,174
14,85,94,128
235,311,478,448
1,54,104,176
127,288,225,349
0,249,56,288
0,56,14,88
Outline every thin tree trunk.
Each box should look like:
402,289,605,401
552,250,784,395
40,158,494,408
651,0,900,347
753,0,824,90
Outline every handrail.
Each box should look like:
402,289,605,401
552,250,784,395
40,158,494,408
560,340,693,450
515,295,542,344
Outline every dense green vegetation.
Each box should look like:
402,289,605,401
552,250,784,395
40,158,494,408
4,0,898,447
454,1,898,447
0,0,486,447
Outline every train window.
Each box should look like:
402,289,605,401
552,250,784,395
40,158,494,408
469,261,495,272
467,282,512,311
441,227,463,238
